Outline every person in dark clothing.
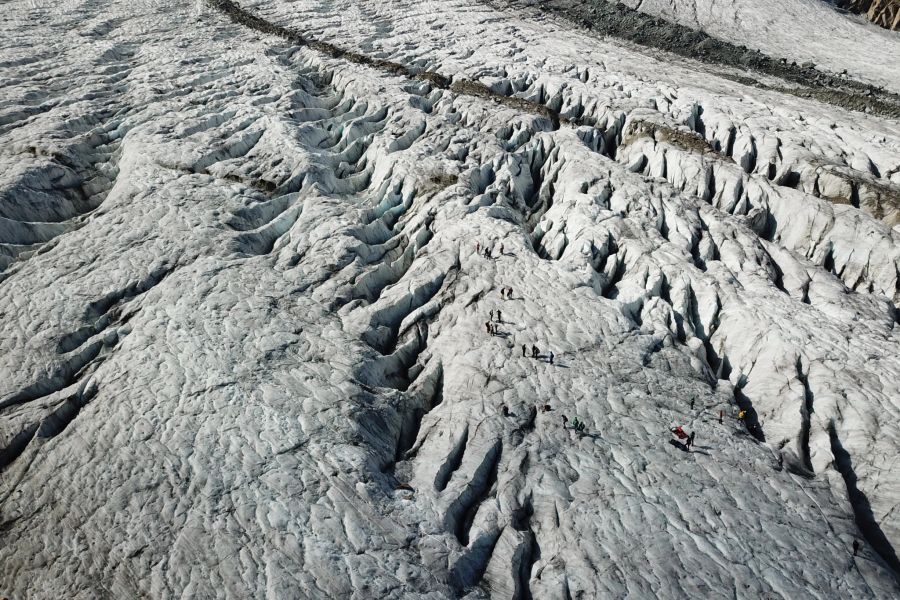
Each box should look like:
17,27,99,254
496,310,502,323
719,410,724,424
853,540,860,556
562,415,568,427
522,344,527,357
532,345,539,358
485,321,491,334
690,398,695,410
489,309,494,321
687,431,696,449
549,351,554,365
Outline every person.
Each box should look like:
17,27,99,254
500,242,504,254
687,431,695,448
853,540,860,556
572,417,580,430
690,398,695,410
484,246,491,259
501,405,509,417
476,241,480,254
562,415,568,427
532,345,539,358
719,410,724,424
549,351,554,365
522,344,526,357
496,309,502,323
489,309,494,321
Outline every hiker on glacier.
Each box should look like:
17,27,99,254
531,344,539,358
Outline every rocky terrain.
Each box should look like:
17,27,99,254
1,0,899,598
839,0,900,31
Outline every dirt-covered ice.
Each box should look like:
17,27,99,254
1,0,899,598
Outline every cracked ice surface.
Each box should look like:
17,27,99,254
1,0,899,598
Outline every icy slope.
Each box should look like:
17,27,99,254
1,0,899,598
588,0,900,92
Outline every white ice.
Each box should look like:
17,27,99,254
1,0,899,598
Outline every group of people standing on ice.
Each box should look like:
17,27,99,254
477,239,554,365
475,240,504,260
471,238,750,451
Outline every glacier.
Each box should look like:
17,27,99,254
1,0,899,598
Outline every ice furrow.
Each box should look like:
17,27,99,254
829,421,900,579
